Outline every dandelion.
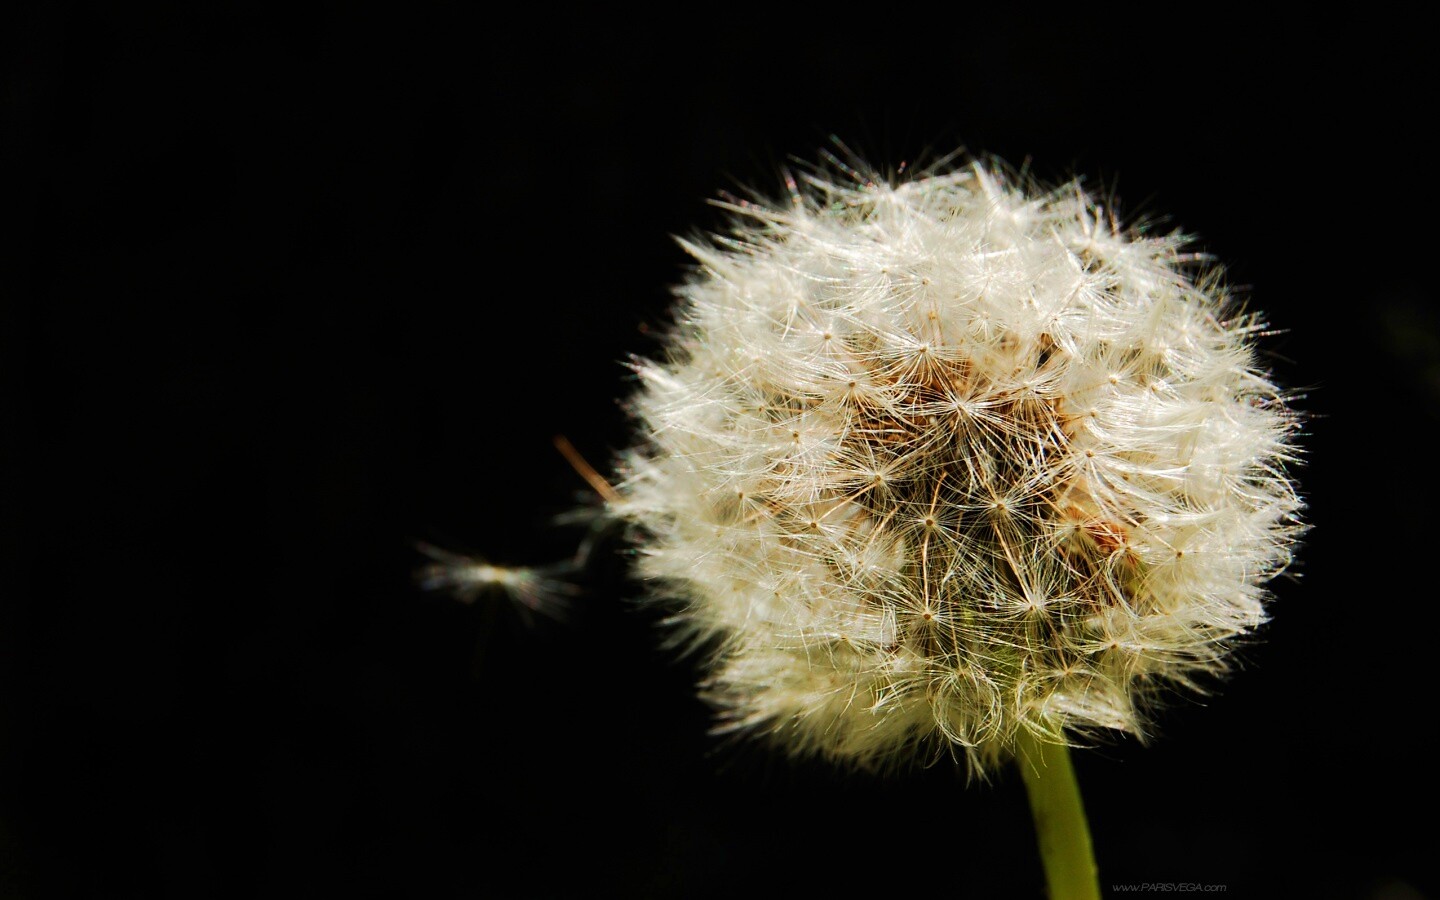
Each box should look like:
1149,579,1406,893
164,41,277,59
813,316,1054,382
608,144,1304,897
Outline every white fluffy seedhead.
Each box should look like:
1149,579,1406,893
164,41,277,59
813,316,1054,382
612,150,1303,775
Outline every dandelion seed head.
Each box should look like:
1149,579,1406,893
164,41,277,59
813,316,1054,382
611,149,1304,775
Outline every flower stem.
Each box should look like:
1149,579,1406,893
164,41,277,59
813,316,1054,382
1016,731,1101,900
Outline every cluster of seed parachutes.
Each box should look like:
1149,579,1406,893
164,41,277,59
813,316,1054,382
614,159,1301,772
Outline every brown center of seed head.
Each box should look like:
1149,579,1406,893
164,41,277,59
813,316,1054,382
767,327,1134,675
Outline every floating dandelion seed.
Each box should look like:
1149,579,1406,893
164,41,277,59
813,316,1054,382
414,542,576,623
608,146,1304,778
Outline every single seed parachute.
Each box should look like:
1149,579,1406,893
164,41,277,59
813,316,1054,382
610,150,1303,774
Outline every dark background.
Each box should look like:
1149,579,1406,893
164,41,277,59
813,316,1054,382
3,4,1433,898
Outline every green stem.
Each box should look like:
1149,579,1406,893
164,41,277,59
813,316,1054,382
1015,731,1101,900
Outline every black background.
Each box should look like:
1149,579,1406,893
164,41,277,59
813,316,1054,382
3,4,1435,898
